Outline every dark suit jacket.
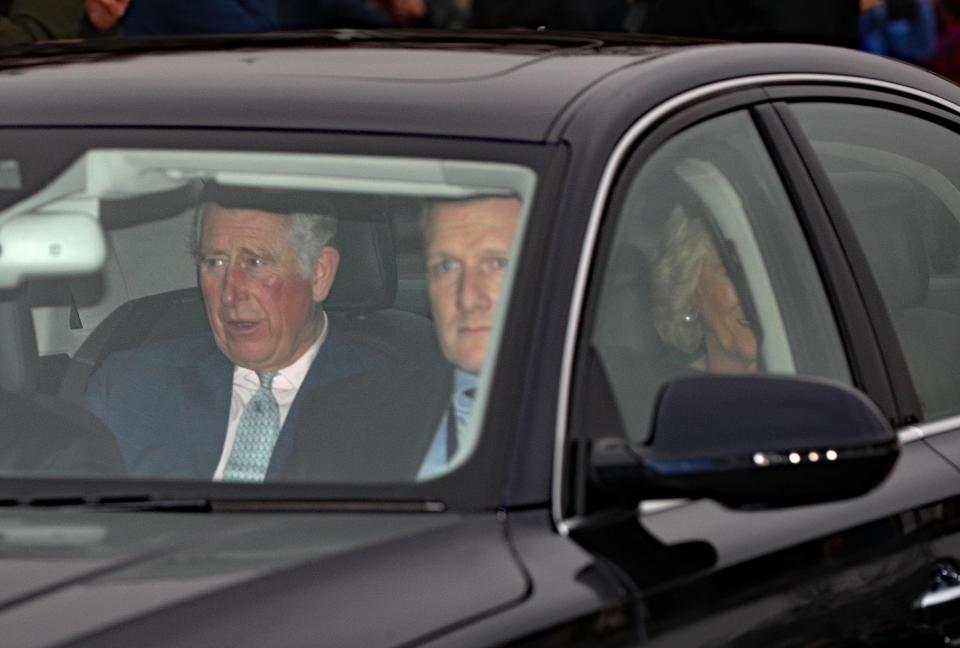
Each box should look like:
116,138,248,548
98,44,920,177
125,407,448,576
82,326,382,479
284,344,453,483
0,389,124,476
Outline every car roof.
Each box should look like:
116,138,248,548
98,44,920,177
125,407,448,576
3,31,959,143
2,31,958,142
0,31,685,140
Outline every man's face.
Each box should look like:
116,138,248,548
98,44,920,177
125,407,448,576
198,205,339,372
425,197,521,375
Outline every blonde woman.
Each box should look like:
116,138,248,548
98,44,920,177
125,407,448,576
652,205,757,374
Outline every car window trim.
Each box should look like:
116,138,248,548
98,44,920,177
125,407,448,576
766,99,927,423
0,127,558,509
751,102,904,419
554,73,960,536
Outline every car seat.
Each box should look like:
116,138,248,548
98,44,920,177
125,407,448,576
0,286,39,396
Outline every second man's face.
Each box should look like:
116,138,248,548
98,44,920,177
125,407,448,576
425,197,521,375
198,205,338,372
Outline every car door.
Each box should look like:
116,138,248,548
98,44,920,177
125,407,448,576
561,86,960,646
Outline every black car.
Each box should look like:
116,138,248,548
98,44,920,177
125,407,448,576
0,30,959,647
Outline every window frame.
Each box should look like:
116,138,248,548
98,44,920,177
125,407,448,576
555,79,908,530
0,126,563,512
769,86,960,426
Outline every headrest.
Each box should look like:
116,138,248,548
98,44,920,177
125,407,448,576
0,287,38,395
327,216,397,313
832,172,929,309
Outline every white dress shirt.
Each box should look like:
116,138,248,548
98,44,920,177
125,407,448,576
213,312,328,480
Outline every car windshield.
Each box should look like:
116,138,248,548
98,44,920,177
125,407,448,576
0,145,536,494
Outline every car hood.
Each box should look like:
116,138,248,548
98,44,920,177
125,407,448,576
0,508,528,648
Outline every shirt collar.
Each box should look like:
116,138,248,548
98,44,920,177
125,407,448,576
235,311,328,390
453,367,478,394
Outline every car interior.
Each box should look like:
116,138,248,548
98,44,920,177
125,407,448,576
0,148,537,479
830,170,960,418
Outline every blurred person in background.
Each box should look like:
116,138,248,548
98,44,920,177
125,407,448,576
931,0,960,82
0,0,129,45
376,0,467,28
84,0,129,33
0,0,84,45
593,0,657,32
641,0,859,47
278,0,466,29
860,0,938,65
471,0,596,31
279,0,392,28
117,0,277,36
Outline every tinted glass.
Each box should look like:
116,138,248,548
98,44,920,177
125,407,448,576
0,143,535,486
588,110,849,442
792,102,960,419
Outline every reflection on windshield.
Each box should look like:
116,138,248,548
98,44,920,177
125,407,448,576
0,150,533,486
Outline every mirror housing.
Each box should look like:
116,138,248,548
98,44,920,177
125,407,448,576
0,214,106,289
590,374,899,509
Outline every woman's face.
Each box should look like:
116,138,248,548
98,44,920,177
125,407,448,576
696,247,758,372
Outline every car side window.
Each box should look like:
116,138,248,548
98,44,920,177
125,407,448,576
791,102,960,420
585,109,850,443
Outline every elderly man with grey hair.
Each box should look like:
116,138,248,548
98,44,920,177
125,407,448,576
83,182,383,480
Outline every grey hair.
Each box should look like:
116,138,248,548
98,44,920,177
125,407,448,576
651,205,715,354
191,203,338,280
285,212,338,279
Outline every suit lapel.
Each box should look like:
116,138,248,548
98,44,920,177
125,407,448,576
179,342,232,478
267,325,381,478
281,342,451,482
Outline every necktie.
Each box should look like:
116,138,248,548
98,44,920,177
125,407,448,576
446,387,475,461
223,371,280,482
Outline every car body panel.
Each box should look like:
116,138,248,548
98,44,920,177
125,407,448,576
0,510,527,647
0,39,654,141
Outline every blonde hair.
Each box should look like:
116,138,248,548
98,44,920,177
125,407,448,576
651,205,716,354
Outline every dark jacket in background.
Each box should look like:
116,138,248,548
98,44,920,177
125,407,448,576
860,0,937,64
471,0,596,31
0,0,84,45
278,0,392,29
931,12,960,85
121,0,278,36
644,0,859,48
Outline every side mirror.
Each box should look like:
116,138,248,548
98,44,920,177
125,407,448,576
0,214,107,289
590,374,899,508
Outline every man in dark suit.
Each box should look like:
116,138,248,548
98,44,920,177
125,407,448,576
83,183,382,480
285,195,522,482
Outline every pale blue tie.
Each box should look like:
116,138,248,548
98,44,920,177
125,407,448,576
222,371,279,482
446,387,476,460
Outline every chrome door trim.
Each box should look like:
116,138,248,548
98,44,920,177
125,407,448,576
553,73,960,536
907,414,960,441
